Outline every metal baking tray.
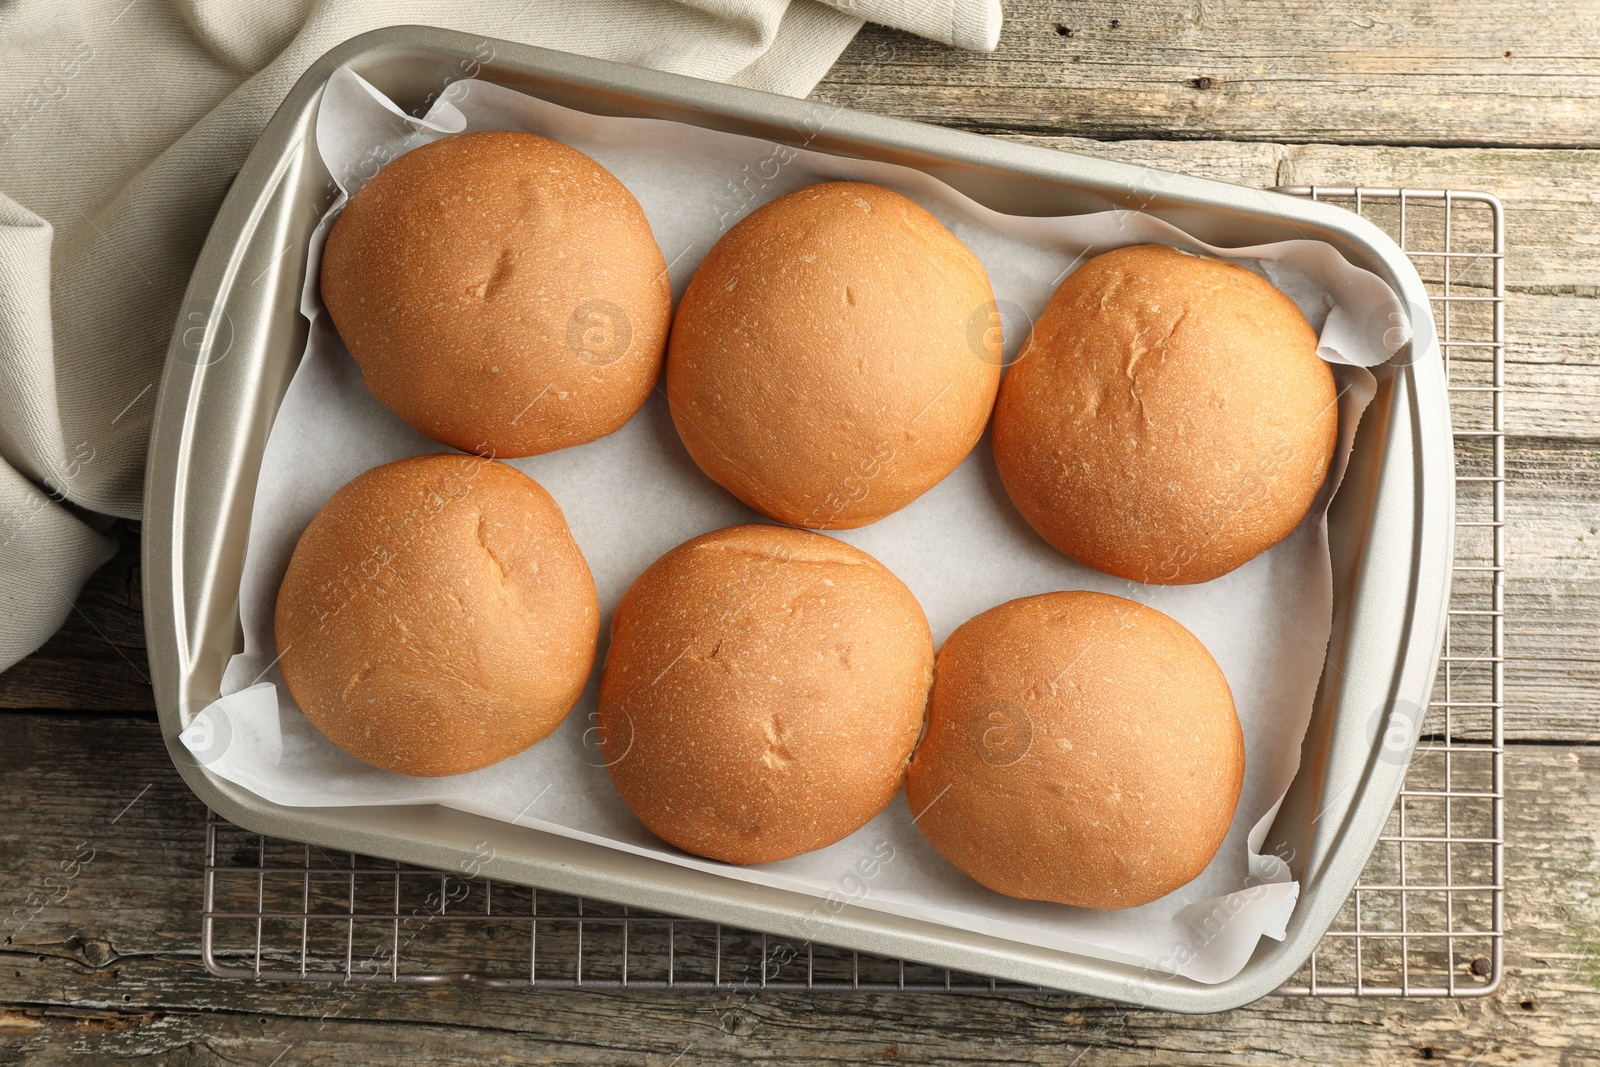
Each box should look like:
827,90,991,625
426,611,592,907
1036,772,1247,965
144,24,1454,1012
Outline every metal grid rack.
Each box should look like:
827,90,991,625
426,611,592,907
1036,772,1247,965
200,188,1506,998
1270,188,1506,996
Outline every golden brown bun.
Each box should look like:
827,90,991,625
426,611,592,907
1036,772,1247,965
666,182,1001,529
275,454,599,777
597,524,934,864
321,131,671,458
906,591,1244,910
992,244,1338,584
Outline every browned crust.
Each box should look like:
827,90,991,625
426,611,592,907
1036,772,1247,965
274,454,599,777
992,244,1338,585
598,524,935,864
321,131,671,458
666,182,1002,529
906,590,1245,909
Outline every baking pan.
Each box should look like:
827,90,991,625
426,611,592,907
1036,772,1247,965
143,24,1453,1012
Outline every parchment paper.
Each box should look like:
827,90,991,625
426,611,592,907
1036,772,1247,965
180,67,1407,985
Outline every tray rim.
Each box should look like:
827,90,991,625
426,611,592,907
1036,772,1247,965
142,24,1455,1013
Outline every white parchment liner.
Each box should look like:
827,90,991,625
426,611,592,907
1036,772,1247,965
181,68,1408,985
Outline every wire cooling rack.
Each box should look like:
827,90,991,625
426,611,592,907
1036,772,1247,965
200,188,1506,998
1269,188,1505,996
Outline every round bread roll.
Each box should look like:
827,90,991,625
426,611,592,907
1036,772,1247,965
321,130,671,458
666,182,1002,529
597,524,934,864
275,454,599,777
992,244,1338,585
906,591,1244,910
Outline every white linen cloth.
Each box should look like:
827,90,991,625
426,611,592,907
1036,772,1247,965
0,0,1002,671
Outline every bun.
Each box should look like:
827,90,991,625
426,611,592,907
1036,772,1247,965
992,244,1338,584
274,454,599,777
906,591,1244,909
666,182,1001,529
321,130,671,458
597,524,934,864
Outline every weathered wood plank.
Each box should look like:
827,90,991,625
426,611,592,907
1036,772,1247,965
1277,144,1600,442
1503,437,1600,742
0,714,1595,1063
815,1,1600,149
0,521,152,712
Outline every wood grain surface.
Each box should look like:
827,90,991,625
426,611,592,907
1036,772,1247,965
0,716,1595,1065
813,2,1600,148
2,4,1598,1063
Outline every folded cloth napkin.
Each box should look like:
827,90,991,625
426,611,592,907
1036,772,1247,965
0,0,1002,673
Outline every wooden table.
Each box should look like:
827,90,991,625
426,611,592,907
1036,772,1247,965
3,3,1597,1061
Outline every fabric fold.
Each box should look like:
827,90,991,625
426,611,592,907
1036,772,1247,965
817,0,1003,50
0,457,117,669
